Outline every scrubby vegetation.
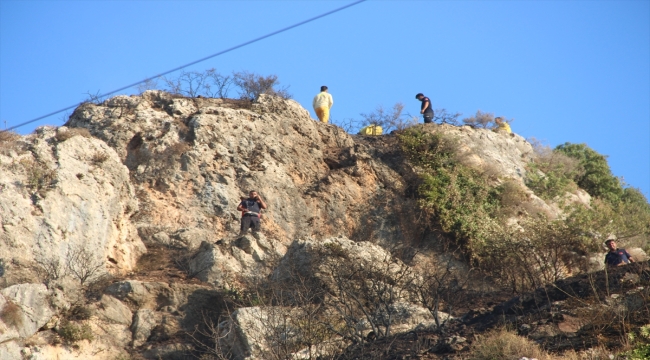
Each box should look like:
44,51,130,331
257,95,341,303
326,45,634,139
469,328,550,360
398,127,650,293
140,68,291,101
57,320,94,344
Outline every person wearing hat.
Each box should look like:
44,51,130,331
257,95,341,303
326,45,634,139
415,93,434,124
604,239,635,267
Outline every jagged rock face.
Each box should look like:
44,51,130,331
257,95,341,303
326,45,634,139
436,124,534,181
67,92,408,248
63,91,585,288
0,127,145,285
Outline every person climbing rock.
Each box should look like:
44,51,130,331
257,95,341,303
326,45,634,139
604,239,635,267
493,117,512,134
313,86,334,123
415,93,434,124
237,190,267,234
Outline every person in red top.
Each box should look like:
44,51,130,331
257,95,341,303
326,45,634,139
237,190,267,234
604,239,635,267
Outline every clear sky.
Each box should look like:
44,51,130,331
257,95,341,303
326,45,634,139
1,0,649,196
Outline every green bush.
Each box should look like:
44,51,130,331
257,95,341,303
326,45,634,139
399,128,650,292
58,320,94,343
555,142,623,203
525,140,581,200
398,128,502,253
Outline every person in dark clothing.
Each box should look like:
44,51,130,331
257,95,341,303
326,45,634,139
604,239,635,267
415,93,434,124
237,190,267,234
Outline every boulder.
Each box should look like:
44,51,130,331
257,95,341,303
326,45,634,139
0,284,54,341
94,295,133,326
131,308,159,347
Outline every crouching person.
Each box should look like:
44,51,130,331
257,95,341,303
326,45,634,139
237,190,267,234
604,239,635,267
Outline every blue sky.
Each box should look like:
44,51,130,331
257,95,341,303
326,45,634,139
1,0,649,196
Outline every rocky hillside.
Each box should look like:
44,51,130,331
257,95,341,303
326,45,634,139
0,92,647,359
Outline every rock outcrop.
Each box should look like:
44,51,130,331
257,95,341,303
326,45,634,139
0,126,145,285
1,91,630,359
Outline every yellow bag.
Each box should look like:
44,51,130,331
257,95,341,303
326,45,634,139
358,125,383,136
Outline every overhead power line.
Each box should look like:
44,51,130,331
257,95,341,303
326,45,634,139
4,0,367,132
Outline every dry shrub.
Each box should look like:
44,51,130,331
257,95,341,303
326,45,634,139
526,138,582,200
359,103,419,133
55,127,92,142
478,161,503,181
57,320,94,343
233,71,291,101
67,305,92,321
462,110,509,129
166,142,191,157
469,328,550,360
0,130,20,143
20,158,57,194
0,131,25,156
65,244,104,286
476,215,586,293
497,179,530,218
529,138,583,176
90,151,109,165
0,300,23,328
560,347,619,360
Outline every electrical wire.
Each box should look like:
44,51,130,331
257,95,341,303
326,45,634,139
4,0,367,132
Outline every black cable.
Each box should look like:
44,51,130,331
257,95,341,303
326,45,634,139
4,0,367,132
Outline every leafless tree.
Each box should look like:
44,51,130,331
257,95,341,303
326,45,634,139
163,70,212,98
322,253,415,344
136,77,160,94
232,71,291,101
360,103,418,134
462,110,511,129
36,256,66,283
83,90,105,105
408,256,470,332
433,108,462,125
65,244,104,286
204,69,233,99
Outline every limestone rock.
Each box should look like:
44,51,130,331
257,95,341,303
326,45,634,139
94,294,133,326
65,92,411,287
0,127,145,286
0,284,54,341
131,308,159,347
435,124,534,181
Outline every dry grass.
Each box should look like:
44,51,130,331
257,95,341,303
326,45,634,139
469,328,551,360
0,300,23,328
559,347,621,360
497,179,530,218
90,151,109,165
528,137,583,179
20,158,57,194
166,142,191,157
0,130,25,156
55,127,92,142
0,131,20,143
